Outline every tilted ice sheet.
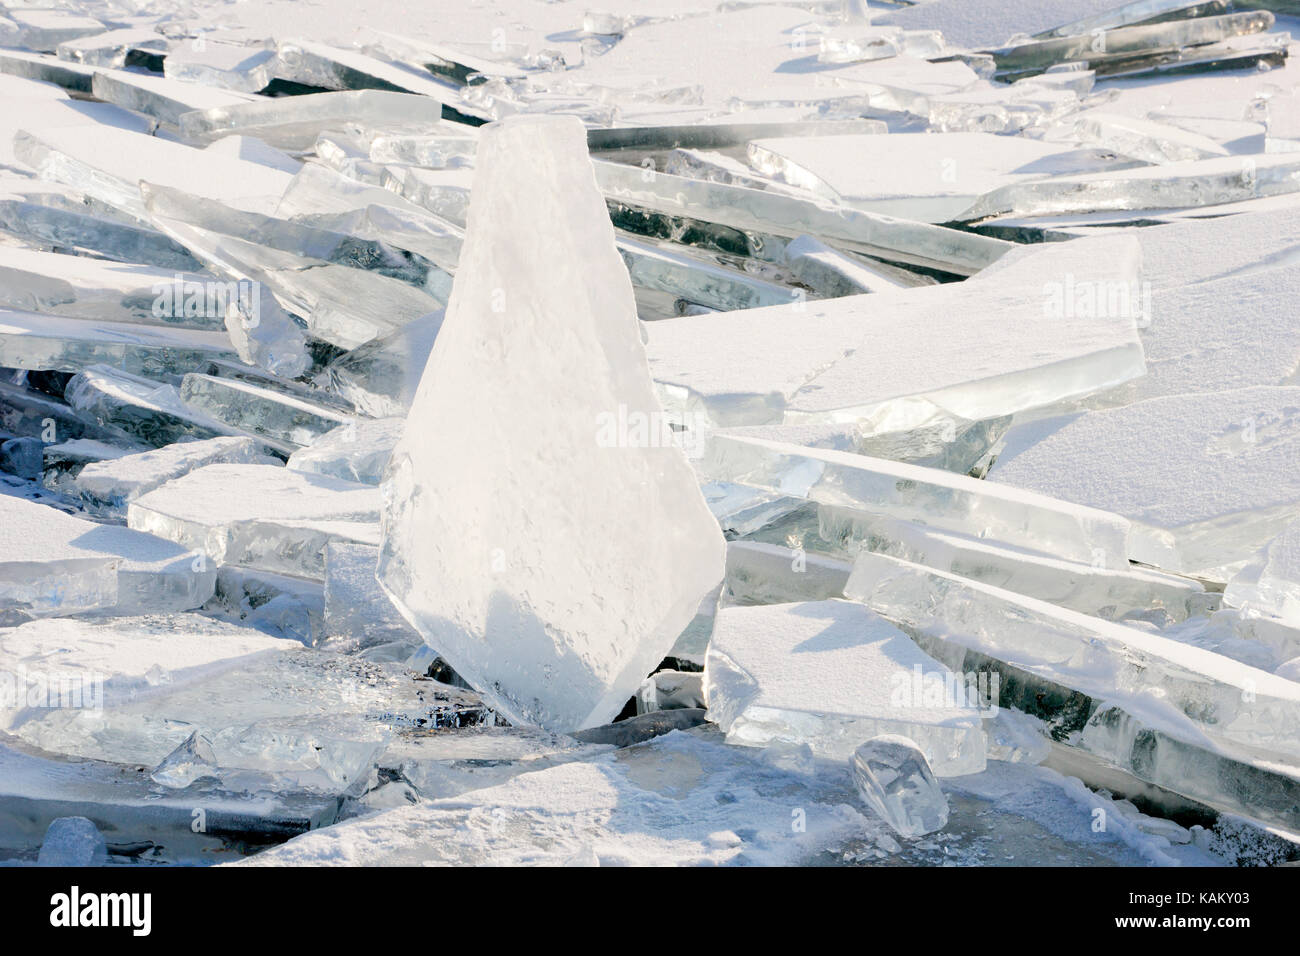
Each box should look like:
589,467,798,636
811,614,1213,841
0,246,223,330
0,308,236,376
700,433,1133,569
748,132,1133,222
235,729,875,866
378,116,725,733
179,373,352,447
180,90,451,151
89,68,260,128
15,125,292,219
704,600,987,774
129,463,380,579
74,436,278,517
66,364,291,454
845,550,1300,764
822,510,1205,621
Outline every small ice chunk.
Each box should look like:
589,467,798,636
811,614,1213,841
705,600,986,774
851,735,949,838
322,542,420,654
163,41,277,94
378,116,724,732
151,731,219,788
288,418,403,485
37,817,107,867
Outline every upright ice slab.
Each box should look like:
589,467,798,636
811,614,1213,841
378,115,725,733
704,601,987,775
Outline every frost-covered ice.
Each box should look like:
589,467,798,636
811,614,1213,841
0,0,1295,868
989,387,1300,572
0,494,216,617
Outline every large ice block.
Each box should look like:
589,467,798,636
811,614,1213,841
989,387,1300,572
704,600,987,774
701,433,1133,569
129,463,380,579
377,115,725,733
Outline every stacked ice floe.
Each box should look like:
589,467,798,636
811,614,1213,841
0,0,1298,867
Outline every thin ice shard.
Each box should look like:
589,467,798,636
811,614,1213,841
378,115,725,732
